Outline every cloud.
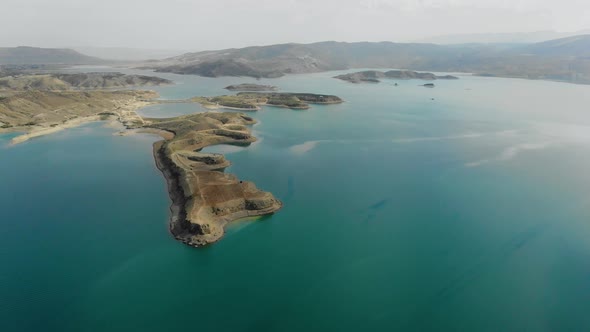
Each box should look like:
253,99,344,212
1,0,588,49
289,140,324,154
392,130,516,143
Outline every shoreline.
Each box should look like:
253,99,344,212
7,98,155,145
152,140,190,245
9,115,106,145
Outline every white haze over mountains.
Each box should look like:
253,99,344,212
1,0,589,52
415,30,590,45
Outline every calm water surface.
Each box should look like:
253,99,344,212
2,68,590,331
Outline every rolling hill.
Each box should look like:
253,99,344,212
518,35,590,57
0,46,105,65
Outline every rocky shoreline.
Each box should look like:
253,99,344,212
153,140,191,245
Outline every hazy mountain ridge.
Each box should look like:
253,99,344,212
152,41,483,78
517,34,590,57
148,36,590,83
414,30,590,45
0,72,172,91
0,46,105,65
4,36,590,84
71,46,190,61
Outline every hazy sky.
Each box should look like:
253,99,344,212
2,0,589,51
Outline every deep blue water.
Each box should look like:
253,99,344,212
2,68,590,331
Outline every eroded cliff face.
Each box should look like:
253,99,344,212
148,112,282,247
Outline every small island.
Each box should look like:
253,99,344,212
334,70,458,83
225,83,279,91
192,92,343,110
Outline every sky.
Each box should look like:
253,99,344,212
2,0,590,51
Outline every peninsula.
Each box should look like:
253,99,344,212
147,113,282,246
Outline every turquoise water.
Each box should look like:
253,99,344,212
2,69,590,331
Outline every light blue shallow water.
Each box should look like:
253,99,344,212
2,69,590,331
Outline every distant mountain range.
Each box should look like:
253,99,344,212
519,35,590,57
4,35,590,84
0,46,104,65
71,47,190,61
148,35,590,83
